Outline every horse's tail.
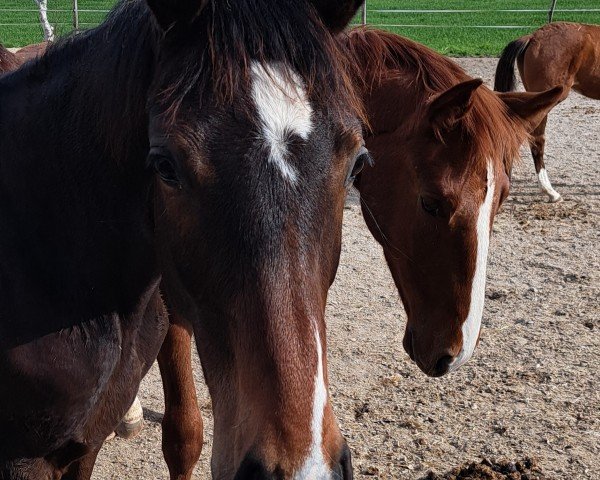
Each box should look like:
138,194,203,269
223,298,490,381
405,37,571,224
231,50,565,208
494,36,531,92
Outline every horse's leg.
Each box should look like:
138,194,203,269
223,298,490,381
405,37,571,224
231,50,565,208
530,115,562,202
59,447,100,480
158,313,203,480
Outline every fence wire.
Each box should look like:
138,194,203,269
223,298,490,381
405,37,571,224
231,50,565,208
1,1,599,50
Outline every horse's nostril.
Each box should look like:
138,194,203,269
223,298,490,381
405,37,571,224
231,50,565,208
432,355,453,377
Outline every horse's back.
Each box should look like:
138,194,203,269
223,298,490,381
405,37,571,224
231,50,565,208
14,42,48,64
0,44,19,74
576,25,600,98
523,22,600,95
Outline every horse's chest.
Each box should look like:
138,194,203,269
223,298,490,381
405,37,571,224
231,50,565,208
0,317,121,455
0,291,167,457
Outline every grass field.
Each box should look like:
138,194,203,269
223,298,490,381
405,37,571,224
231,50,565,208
0,1,113,47
359,0,600,55
1,0,599,55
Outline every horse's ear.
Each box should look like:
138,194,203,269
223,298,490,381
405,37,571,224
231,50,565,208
307,0,364,33
146,0,209,31
428,78,483,134
497,86,565,132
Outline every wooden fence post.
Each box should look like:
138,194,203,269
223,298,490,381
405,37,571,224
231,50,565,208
548,0,558,23
73,0,79,30
35,0,54,41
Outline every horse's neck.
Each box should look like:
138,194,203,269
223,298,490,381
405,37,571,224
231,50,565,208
0,3,160,326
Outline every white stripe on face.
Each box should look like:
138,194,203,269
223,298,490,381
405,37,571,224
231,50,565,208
448,162,495,372
295,326,331,479
250,62,313,183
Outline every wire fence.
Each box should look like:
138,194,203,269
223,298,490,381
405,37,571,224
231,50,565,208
1,1,599,53
354,1,600,54
358,1,600,27
360,0,600,30
0,1,112,46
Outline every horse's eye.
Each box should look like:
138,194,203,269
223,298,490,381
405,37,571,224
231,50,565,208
346,146,373,187
148,150,180,188
420,196,441,216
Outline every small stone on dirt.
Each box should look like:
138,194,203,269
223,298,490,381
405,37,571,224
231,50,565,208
354,402,370,419
362,465,380,476
486,290,506,300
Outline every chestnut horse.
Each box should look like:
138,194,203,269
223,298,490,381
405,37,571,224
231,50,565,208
156,28,563,478
0,42,47,73
0,1,365,479
494,22,600,202
14,41,48,64
0,44,19,72
345,28,563,376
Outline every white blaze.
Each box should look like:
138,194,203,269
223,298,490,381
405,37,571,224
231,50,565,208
449,162,495,372
250,62,313,183
538,168,562,202
295,327,331,479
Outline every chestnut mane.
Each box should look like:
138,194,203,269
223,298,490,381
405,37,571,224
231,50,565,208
344,28,528,173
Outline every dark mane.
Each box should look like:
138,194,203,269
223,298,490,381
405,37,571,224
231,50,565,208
344,28,528,172
0,43,20,73
154,0,363,123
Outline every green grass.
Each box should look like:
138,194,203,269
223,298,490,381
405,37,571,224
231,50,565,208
1,0,599,54
356,0,600,55
0,1,113,47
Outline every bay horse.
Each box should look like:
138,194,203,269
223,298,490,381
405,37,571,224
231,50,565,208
0,1,365,479
155,27,564,478
0,40,143,442
494,22,600,202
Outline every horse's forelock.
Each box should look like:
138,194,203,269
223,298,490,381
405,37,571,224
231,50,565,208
154,0,364,127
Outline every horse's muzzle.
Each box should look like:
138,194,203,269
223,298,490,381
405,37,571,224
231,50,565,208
233,442,353,480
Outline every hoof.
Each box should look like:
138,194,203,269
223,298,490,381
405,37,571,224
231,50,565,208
115,396,144,440
548,193,563,203
115,417,144,439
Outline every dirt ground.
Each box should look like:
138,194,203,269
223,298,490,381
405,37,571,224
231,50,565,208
93,58,599,479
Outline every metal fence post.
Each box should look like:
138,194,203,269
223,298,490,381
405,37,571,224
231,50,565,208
362,1,367,25
73,0,79,30
548,0,558,23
